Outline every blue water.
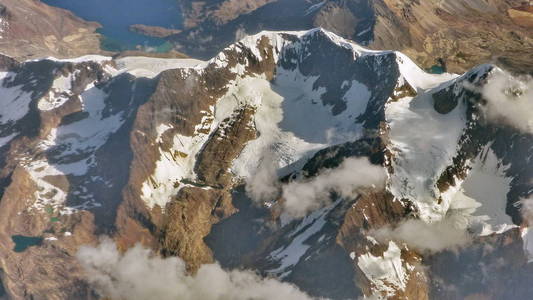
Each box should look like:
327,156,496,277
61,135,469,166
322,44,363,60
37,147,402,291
42,0,183,51
11,235,44,252
428,65,445,74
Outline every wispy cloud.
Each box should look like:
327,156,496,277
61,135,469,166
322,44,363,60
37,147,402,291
77,238,312,300
281,157,386,218
373,218,471,252
519,197,533,225
245,153,281,204
478,68,533,134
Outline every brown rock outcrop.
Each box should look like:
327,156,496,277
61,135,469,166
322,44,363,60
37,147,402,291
0,0,103,60
337,190,429,300
116,34,279,272
508,5,533,27
161,187,236,271
195,106,256,187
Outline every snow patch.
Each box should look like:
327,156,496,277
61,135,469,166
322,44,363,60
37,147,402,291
42,86,125,157
232,68,371,182
357,241,409,298
228,75,328,180
0,72,33,123
386,86,468,222
26,85,125,214
141,116,214,209
35,55,112,64
37,73,75,111
395,53,458,90
114,57,206,78
462,146,515,235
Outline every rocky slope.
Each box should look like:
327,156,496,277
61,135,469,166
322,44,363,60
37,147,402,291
169,0,533,74
177,0,278,28
0,29,531,299
369,0,533,74
0,0,103,60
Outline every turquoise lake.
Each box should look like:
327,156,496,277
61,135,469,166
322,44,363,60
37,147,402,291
11,235,44,252
42,0,183,51
428,65,445,74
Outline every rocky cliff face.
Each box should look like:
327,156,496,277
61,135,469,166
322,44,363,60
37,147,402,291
0,0,103,60
0,29,531,299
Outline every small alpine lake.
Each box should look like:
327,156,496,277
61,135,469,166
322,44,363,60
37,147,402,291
11,235,44,252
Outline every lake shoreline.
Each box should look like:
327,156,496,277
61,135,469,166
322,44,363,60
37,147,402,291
41,0,183,52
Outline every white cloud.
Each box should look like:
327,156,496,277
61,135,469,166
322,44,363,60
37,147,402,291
479,68,533,134
281,158,386,218
373,217,470,252
245,154,281,204
76,238,313,300
519,197,533,225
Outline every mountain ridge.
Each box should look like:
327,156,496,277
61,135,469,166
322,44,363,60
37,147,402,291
0,28,530,299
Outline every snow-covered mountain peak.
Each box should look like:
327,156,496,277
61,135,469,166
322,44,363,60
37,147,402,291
0,28,530,300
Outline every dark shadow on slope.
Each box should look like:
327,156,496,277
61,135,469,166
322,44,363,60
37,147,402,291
206,186,362,300
206,138,384,299
0,59,58,140
285,220,361,300
428,229,532,299
43,71,158,233
0,60,58,203
205,186,272,269
272,29,400,142
204,32,400,299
